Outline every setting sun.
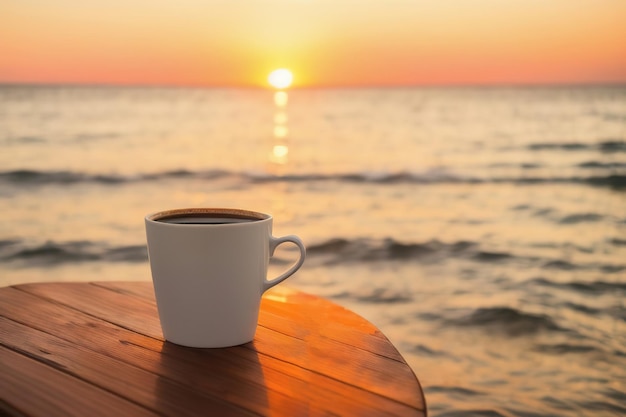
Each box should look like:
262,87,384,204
268,69,293,89
2,2,626,87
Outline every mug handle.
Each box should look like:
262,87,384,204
263,235,306,292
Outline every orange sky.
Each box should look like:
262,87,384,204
1,0,625,88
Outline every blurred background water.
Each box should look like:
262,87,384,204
1,84,625,416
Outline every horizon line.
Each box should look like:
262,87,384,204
1,80,625,90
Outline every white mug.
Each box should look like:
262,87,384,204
145,207,306,348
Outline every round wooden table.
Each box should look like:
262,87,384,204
0,282,426,416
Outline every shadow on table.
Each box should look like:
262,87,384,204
153,340,269,416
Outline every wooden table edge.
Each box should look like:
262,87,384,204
1,281,428,417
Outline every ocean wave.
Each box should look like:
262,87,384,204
447,307,565,336
610,237,626,246
558,213,605,224
561,301,601,316
522,206,616,225
307,237,626,273
1,168,625,190
1,240,147,265
528,139,626,153
529,142,588,151
353,287,413,303
578,161,626,169
489,162,543,169
529,277,626,294
607,304,626,322
7,242,101,263
411,344,458,360
583,174,626,189
532,343,600,354
306,237,482,264
542,260,579,270
5,135,46,144
0,169,126,185
472,251,513,261
4,237,623,275
0,168,230,185
542,259,625,273
0,239,20,249
330,287,413,304
576,399,626,414
424,386,484,397
603,388,626,403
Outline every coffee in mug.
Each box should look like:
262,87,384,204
145,208,306,348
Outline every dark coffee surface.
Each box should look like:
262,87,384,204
156,213,261,224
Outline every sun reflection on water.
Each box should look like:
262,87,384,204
267,70,292,170
273,91,289,107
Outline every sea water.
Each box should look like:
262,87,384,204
1,85,625,416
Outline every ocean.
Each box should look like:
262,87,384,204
1,84,625,416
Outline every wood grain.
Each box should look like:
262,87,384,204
0,345,159,417
0,282,426,417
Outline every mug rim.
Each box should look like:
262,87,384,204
146,207,271,225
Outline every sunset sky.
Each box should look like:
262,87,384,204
1,0,625,88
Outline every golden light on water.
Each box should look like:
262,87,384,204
273,125,288,138
274,111,288,124
269,144,289,165
273,91,289,107
268,69,293,89
272,145,289,158
267,70,291,169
